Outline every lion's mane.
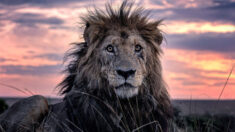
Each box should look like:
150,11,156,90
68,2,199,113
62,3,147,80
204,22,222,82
58,1,173,131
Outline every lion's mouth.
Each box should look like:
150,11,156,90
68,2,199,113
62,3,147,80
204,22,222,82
115,83,135,89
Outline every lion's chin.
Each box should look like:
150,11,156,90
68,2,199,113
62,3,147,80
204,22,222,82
114,84,139,99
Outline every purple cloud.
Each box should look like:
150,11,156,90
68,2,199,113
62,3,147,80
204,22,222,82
0,64,62,75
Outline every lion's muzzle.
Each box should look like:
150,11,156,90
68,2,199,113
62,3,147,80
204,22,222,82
105,50,145,99
110,67,143,98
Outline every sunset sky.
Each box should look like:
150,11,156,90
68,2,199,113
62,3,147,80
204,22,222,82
0,0,234,99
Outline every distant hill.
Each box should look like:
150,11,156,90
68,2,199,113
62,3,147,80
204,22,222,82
0,97,62,106
173,100,235,116
1,97,235,116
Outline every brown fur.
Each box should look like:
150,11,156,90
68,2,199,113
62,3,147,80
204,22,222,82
57,1,173,131
60,0,171,117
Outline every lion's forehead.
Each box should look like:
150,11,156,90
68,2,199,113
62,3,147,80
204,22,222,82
103,30,145,44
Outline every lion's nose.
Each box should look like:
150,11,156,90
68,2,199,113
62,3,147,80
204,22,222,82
116,69,136,80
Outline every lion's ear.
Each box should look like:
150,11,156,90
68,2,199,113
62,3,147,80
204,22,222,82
139,20,163,46
155,32,163,45
153,20,163,45
83,22,101,45
146,20,163,45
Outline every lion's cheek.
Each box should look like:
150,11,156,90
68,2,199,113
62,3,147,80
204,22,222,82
126,74,144,87
107,75,125,87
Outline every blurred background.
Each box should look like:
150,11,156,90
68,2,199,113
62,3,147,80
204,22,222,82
0,0,234,100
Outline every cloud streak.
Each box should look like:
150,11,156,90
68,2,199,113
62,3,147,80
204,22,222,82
149,0,235,24
0,64,61,75
165,33,235,52
0,0,89,6
0,12,64,28
23,53,63,62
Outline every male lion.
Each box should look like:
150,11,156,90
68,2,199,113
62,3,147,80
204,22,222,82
0,1,174,132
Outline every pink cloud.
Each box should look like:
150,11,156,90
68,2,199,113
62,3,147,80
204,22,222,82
0,0,235,99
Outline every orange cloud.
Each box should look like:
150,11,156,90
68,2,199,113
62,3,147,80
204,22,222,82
163,49,235,99
162,21,235,34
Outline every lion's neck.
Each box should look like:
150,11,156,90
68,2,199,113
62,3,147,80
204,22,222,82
64,90,168,131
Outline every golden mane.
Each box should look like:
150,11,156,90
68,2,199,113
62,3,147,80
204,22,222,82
59,1,172,131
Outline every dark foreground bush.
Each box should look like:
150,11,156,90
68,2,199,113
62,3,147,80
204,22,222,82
0,98,8,114
173,107,235,132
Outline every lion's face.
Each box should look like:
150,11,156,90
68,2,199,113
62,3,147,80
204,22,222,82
97,30,148,98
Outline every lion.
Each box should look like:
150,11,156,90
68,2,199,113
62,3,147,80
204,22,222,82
0,1,174,132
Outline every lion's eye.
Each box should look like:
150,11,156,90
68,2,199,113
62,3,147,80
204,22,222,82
106,45,114,53
135,44,142,53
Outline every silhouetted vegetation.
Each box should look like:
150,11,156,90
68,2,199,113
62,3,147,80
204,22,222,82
0,98,8,114
173,107,235,132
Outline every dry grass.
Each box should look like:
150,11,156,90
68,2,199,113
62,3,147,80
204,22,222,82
0,65,234,131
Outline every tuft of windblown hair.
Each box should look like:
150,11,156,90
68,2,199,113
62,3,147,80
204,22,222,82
59,42,88,94
82,1,163,45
